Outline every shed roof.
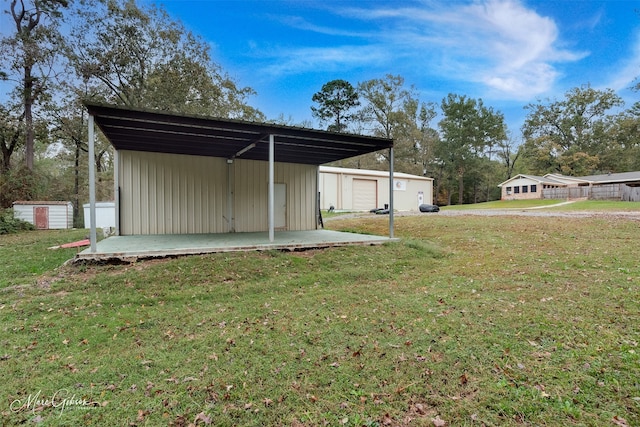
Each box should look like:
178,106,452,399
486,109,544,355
320,166,433,181
84,102,393,165
13,201,72,205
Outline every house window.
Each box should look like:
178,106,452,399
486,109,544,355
531,184,537,193
514,186,520,194
522,185,528,193
506,186,512,195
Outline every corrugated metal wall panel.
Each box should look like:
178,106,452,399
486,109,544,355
233,160,317,232
278,162,316,231
233,159,267,232
119,151,318,235
119,151,228,235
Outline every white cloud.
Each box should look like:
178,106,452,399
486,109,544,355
339,0,587,98
363,0,588,99
603,30,640,92
253,0,588,100
261,45,389,76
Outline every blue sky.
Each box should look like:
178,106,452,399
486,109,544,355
146,0,640,136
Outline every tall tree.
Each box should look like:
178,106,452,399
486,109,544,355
495,133,521,180
356,74,424,172
416,102,440,177
311,79,360,132
65,0,263,120
438,94,506,205
1,0,68,170
521,85,623,175
0,104,24,174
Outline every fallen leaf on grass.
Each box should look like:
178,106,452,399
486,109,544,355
459,373,468,385
612,416,628,427
431,415,446,426
194,412,211,425
137,409,149,421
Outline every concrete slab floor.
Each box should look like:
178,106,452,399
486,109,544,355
76,230,397,262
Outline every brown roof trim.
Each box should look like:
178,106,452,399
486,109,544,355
13,201,72,205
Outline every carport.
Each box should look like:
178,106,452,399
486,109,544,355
80,102,395,260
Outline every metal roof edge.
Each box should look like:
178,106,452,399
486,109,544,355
82,100,393,144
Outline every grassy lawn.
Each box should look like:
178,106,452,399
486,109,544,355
1,216,638,426
440,199,566,210
0,229,90,289
441,199,640,211
547,200,640,211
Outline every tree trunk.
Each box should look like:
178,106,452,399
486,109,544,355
458,173,464,205
1,131,20,174
24,65,35,170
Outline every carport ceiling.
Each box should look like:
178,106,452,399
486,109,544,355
84,102,393,165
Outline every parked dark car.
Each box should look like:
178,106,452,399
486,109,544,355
419,204,440,213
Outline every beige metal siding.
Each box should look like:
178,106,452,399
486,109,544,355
233,159,317,232
119,151,318,235
119,150,227,235
319,172,340,210
233,159,267,232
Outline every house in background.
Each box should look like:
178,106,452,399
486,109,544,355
497,174,565,200
319,166,434,212
498,171,640,201
12,201,73,229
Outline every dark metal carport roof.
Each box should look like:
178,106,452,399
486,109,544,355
84,102,393,165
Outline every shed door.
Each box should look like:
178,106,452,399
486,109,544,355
352,179,377,210
34,207,49,229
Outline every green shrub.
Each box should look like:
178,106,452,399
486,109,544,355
0,208,35,234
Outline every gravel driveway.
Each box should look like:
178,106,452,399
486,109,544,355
325,205,640,221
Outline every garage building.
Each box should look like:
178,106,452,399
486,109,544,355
319,166,434,212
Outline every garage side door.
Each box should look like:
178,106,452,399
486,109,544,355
352,179,377,211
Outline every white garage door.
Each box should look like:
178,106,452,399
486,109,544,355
352,179,377,210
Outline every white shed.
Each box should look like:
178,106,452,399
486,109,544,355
319,166,434,212
12,201,73,229
83,202,116,229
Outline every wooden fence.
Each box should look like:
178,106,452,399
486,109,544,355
542,184,640,201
